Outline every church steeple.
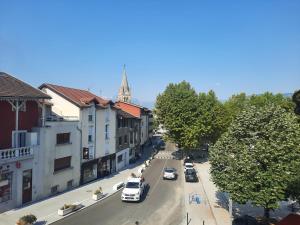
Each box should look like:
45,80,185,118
117,64,131,102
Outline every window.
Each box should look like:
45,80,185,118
67,180,73,190
82,147,89,159
89,146,94,159
124,135,128,144
56,133,70,145
119,137,122,146
118,118,122,128
12,130,27,148
130,120,134,128
51,185,59,195
54,156,71,172
88,115,93,122
88,135,93,143
122,119,125,127
105,124,109,139
0,172,12,203
130,132,133,144
117,154,123,163
88,126,93,143
129,149,133,156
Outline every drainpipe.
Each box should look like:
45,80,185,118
76,121,83,184
15,100,19,147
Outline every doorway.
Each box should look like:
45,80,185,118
22,169,32,204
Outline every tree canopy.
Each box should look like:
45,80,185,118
210,105,300,218
154,81,227,149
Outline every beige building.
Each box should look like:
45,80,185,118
33,118,81,197
39,84,117,184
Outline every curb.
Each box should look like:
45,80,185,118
48,188,124,224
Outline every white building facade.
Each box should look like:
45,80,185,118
39,84,117,184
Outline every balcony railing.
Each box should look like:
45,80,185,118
46,115,79,122
0,146,34,161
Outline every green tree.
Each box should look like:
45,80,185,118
286,165,300,205
155,81,199,149
293,90,300,115
223,93,248,122
197,90,230,144
210,105,300,218
249,92,294,112
224,92,295,129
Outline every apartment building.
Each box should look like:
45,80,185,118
115,110,141,171
0,73,50,212
39,84,117,184
33,116,81,197
115,101,152,150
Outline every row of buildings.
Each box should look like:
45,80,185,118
0,69,153,213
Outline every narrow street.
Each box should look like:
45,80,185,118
52,142,186,225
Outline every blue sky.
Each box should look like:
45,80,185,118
0,1,299,105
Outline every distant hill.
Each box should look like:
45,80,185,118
283,93,293,98
132,99,155,109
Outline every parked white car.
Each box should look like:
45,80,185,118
121,177,145,202
184,162,194,172
163,168,177,180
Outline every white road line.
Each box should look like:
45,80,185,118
148,158,168,195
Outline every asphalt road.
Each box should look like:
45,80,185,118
52,142,185,225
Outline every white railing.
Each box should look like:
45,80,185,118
46,115,79,122
0,146,33,161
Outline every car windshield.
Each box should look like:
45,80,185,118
126,182,140,188
164,169,174,173
185,164,193,168
186,169,196,175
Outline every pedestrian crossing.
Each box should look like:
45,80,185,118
154,151,176,159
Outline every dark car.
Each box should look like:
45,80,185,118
183,157,193,165
158,140,166,150
185,168,198,182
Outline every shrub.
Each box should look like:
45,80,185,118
60,204,76,210
18,214,37,225
94,187,103,195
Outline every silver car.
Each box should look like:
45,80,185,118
163,168,177,180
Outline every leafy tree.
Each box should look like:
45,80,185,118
286,165,300,205
155,82,227,149
249,92,294,112
155,81,199,149
223,93,248,122
210,105,300,218
197,90,230,144
293,90,300,115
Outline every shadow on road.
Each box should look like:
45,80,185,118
35,220,47,225
141,183,151,202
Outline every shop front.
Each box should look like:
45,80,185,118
0,169,12,206
97,154,116,178
81,159,98,184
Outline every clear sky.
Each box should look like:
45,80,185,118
0,1,299,105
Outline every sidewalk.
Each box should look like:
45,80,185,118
183,161,231,225
0,148,153,225
195,161,299,223
196,161,231,225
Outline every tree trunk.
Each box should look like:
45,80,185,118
264,208,270,219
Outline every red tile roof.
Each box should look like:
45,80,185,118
39,83,110,107
0,72,51,99
115,101,151,118
277,214,300,225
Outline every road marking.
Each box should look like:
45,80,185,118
148,158,168,195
